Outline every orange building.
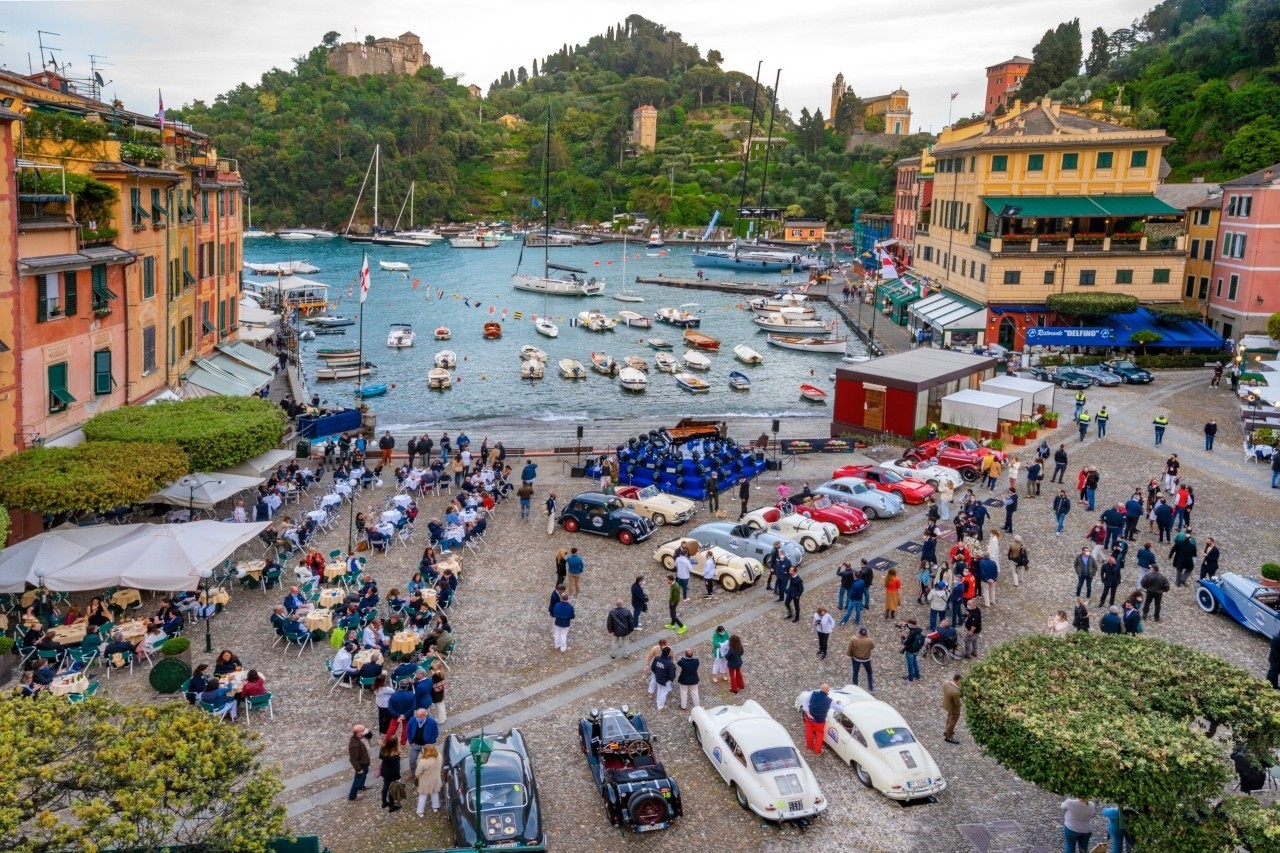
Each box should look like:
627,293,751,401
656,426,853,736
985,57,1031,116
0,108,21,459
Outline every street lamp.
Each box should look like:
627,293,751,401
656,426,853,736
33,566,51,627
179,476,222,524
1248,392,1260,433
198,566,215,653
469,731,495,849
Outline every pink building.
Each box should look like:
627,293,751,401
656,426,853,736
1208,163,1280,340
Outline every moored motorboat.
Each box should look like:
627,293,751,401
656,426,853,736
623,356,649,372
654,352,678,373
729,371,752,391
558,358,587,379
646,338,673,350
387,323,415,348
800,383,828,403
520,345,548,362
682,350,711,371
747,292,812,314
674,372,710,393
434,350,457,368
354,382,389,398
483,321,503,339
316,348,360,359
753,311,832,335
617,309,651,328
618,366,648,391
613,290,645,303
654,307,700,328
646,228,665,249
733,344,764,364
427,367,452,390
590,352,618,376
520,359,545,380
449,230,500,249
317,356,368,368
316,364,373,380
534,316,559,338
683,329,721,351
379,260,411,272
434,327,451,340
576,309,617,332
307,315,356,328
766,335,849,354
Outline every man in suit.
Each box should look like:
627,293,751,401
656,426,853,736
406,707,439,773
942,674,963,744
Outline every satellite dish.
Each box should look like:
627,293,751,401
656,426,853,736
94,72,104,86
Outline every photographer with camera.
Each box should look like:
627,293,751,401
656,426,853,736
900,619,925,682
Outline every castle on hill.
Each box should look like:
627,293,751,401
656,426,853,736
327,32,429,77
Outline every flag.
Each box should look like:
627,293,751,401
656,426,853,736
158,90,165,133
877,249,899,281
358,252,370,303
950,92,959,101
513,311,523,320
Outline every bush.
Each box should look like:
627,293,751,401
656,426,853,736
0,442,189,514
1147,303,1206,323
84,397,286,472
1046,292,1139,318
1263,563,1280,582
160,636,191,656
1268,312,1280,342
0,636,13,655
1134,354,1227,368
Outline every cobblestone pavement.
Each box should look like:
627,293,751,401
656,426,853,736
93,369,1280,853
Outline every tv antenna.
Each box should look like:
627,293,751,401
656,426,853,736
88,54,113,101
37,30,61,72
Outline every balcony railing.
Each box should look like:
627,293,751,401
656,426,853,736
978,234,1186,255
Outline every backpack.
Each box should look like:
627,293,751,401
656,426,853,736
330,627,346,650
906,631,926,654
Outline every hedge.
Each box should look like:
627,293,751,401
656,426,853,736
1146,303,1207,323
1046,292,1139,318
84,396,286,472
0,442,189,513
965,634,1280,852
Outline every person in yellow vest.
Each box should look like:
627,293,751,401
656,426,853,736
1095,406,1109,439
1077,410,1091,443
1074,391,1087,419
1153,415,1169,446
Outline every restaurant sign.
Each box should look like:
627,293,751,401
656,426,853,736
1024,326,1115,346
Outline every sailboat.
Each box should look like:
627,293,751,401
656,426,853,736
373,182,443,247
512,111,604,297
343,146,381,244
243,196,270,239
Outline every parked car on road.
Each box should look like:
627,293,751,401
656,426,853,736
1196,572,1280,639
579,706,682,832
741,506,838,552
442,729,544,849
831,465,936,504
810,479,904,519
1072,364,1122,386
1105,359,1154,384
682,521,805,567
651,538,763,591
558,492,655,545
614,484,697,526
1053,367,1100,389
784,496,870,536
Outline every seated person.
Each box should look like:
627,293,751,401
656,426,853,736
928,622,959,650
345,551,363,575
35,631,64,656
426,625,454,656
238,670,267,699
102,629,136,661
81,625,103,655
61,605,83,626
303,549,326,579
385,613,406,635
213,649,242,676
357,587,380,614
154,598,175,621
387,588,406,612
406,572,427,596
269,605,288,637
426,520,445,546
33,660,57,687
199,678,237,720
439,569,458,593
331,643,358,682
337,605,363,631
283,586,311,615
161,609,185,637
356,655,384,683
175,590,213,620
362,619,389,651
354,512,367,534
282,614,309,642
85,597,112,628
366,527,390,552
391,656,420,682
439,525,464,551
186,663,211,705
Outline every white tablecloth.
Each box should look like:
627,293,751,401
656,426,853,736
392,495,412,508
307,509,327,522
376,523,395,538
321,493,342,508
380,510,401,525
334,483,352,497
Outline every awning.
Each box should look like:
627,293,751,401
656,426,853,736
911,292,987,331
982,194,1181,219
238,301,279,326
18,246,137,275
180,354,272,397
145,472,265,511
236,326,275,343
980,375,1055,418
941,389,1024,432
217,340,277,373
1101,308,1224,349
220,448,294,479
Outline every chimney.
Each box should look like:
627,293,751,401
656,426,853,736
1266,169,1275,182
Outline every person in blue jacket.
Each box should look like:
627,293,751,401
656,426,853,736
412,670,434,711
388,680,417,719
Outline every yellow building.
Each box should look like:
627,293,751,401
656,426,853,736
496,114,524,129
1183,191,1220,312
630,105,657,153
782,220,827,243
862,89,911,135
0,108,21,460
911,99,1187,347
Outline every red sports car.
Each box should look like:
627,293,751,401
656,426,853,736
781,497,870,535
830,465,935,505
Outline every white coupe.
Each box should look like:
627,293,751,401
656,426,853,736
740,507,839,553
650,538,763,591
690,701,827,824
614,484,697,526
794,685,946,801
887,458,964,491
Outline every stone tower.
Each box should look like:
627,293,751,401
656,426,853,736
830,72,845,119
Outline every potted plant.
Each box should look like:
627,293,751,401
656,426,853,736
148,636,192,694
987,438,1005,451
1043,410,1060,429
1262,563,1280,589
0,636,14,688
159,636,191,666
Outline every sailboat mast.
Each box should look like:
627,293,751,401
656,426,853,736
542,108,551,275
734,61,764,241
409,182,415,231
373,144,380,236
758,69,782,231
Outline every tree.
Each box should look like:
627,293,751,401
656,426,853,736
321,30,341,48
1086,27,1112,76
832,87,863,137
1242,0,1280,63
707,49,724,67
1223,115,1280,173
0,694,284,853
1019,18,1084,99
0,442,188,514
1267,311,1280,341
966,634,1280,851
363,34,376,46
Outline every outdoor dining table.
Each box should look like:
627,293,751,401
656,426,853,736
438,555,463,577
237,560,266,582
221,669,262,697
334,483,353,498
320,493,342,509
50,622,88,645
380,510,401,525
324,562,346,581
306,509,327,523
392,494,413,509
305,609,333,632
50,672,90,698
115,619,149,643
109,588,141,609
353,649,382,668
199,588,231,606
318,588,345,609
390,631,422,656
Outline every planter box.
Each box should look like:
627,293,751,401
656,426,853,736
1044,419,1059,429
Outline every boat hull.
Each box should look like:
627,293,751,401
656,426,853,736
800,384,828,402
691,251,791,273
316,366,372,380
733,345,764,365
766,335,849,354
674,373,710,393
512,273,604,296
683,330,720,351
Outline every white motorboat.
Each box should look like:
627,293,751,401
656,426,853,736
244,260,320,275
450,230,500,249
558,358,587,379
298,329,316,341
753,311,833,335
577,309,617,332
619,366,648,391
534,316,559,338
747,292,812,314
623,356,649,372
434,326,452,341
766,335,850,354
513,262,605,296
279,231,316,241
654,352,678,373
613,290,645,303
646,228,665,249
590,352,618,376
520,345,548,362
647,338,673,350
682,350,711,371
434,350,457,368
387,323,415,348
654,307,700,328
733,344,764,365
674,372,710,393
427,367,452,390
379,260,411,272
279,228,334,240
316,364,372,380
617,310,651,328
521,359,545,380
308,315,356,328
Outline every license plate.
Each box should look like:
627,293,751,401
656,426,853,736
788,800,803,812
636,822,669,833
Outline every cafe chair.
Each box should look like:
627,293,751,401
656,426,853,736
325,658,350,694
67,681,101,703
357,676,378,702
104,650,134,679
244,692,275,723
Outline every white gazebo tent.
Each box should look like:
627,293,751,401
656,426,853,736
0,521,270,593
145,473,265,511
980,375,1055,418
220,448,294,479
941,389,1024,433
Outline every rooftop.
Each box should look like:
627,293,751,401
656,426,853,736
1221,163,1280,187
837,349,997,391
987,56,1033,71
934,104,1172,154
1155,182,1221,211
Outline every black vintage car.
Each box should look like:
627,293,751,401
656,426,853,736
579,706,682,832
558,492,655,545
442,729,544,849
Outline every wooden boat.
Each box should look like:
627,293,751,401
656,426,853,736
316,348,360,359
766,335,849,354
590,352,618,376
682,350,711,371
387,323,415,348
618,367,648,391
729,371,752,391
354,382,389,398
427,367,452,390
483,321,503,339
753,311,832,335
674,372,710,393
623,356,649,372
683,329,721,351
747,292,812,314
617,309,651,328
654,352,678,373
520,345,548,362
379,260,411,272
520,359,544,380
319,356,367,368
646,338,673,350
434,350,457,368
534,316,559,338
612,290,646,303
800,383,828,403
733,344,764,365
558,358,587,379
577,309,616,332
316,364,373,380
434,327,452,341
654,307,700,328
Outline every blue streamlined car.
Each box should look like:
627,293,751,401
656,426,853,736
1196,572,1280,639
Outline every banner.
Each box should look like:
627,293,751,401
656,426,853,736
1024,326,1115,346
781,438,859,454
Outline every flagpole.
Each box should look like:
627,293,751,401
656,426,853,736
348,251,370,553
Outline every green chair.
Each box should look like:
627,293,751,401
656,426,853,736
104,650,134,679
328,549,343,562
244,692,274,723
67,681,99,703
356,676,377,702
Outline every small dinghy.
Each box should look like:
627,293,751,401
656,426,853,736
618,366,648,391
590,352,618,376
617,309,651,328
733,344,763,365
682,350,711,371
316,364,373,380
483,321,503,339
427,368,452,390
520,359,544,380
729,371,752,391
317,348,360,359
683,329,721,351
298,330,316,341
613,290,646,303
654,352,678,373
646,338,673,350
520,345,548,362
354,382,389,398
800,383,828,403
675,372,710,393
434,327,451,341
434,350,457,369
623,356,649,372
379,260,410,272
559,358,587,379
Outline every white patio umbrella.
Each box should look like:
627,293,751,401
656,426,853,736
145,472,265,511
0,526,135,593
220,448,294,479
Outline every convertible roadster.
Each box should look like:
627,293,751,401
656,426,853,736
830,465,936,505
683,521,805,567
1196,572,1280,639
741,506,839,552
809,478,904,519
651,539,763,591
785,496,870,536
614,484,697,526
579,706,682,832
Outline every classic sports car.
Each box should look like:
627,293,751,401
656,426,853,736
442,728,544,849
1105,359,1154,384
741,507,838,552
904,435,1004,482
684,521,806,567
830,465,935,504
1022,366,1090,389
579,706,682,832
810,479,904,519
557,492,655,545
794,685,946,802
1054,366,1101,388
1072,364,1122,386
651,539,763,591
615,484,697,526
883,458,964,491
690,700,827,824
1196,572,1280,639
784,496,870,536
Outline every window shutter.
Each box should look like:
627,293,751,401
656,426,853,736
94,349,113,395
37,274,48,322
91,264,109,303
65,270,79,316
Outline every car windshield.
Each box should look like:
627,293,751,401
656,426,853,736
877,470,905,484
873,727,917,749
1113,361,1136,370
463,782,529,812
812,496,831,508
750,746,801,773
849,483,871,495
956,439,979,452
638,485,659,500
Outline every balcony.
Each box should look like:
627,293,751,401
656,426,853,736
977,232,1186,256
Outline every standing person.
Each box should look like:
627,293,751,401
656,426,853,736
676,648,701,710
710,625,730,683
378,431,395,467
664,576,687,634
1007,458,1021,492
771,547,792,602
1074,389,1087,420
901,619,924,682
607,599,635,659
847,627,875,693
1267,630,1280,689
1002,488,1018,533
1052,444,1069,483
378,738,403,812
962,600,982,660
650,646,676,710
842,572,866,626
1026,458,1042,497
858,559,875,611
551,593,575,652
414,744,443,817
1124,492,1144,541
348,724,373,801
977,551,998,608
1140,564,1170,622
674,551,692,602
1204,419,1218,451
942,674,963,744
1163,455,1181,494
938,478,954,519
784,567,804,622
630,575,649,630
1122,600,1143,634
565,547,585,598
405,435,419,469
928,582,950,630
738,476,752,518
1153,414,1169,446
1053,489,1072,536
1077,409,1091,443
1200,537,1221,581
406,708,439,777
1154,499,1174,544
554,548,569,589
420,434,434,465
517,481,534,521
725,635,745,694
1007,535,1029,587
812,606,835,659
883,568,901,620
1062,798,1096,853
836,561,855,612
1169,532,1197,586
1098,556,1122,608
544,492,558,536
1073,597,1091,631
706,472,720,513
803,683,833,755
1074,547,1097,598
1272,450,1280,489
1096,406,1109,438
702,551,717,599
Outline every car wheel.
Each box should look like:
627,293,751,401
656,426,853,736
802,537,819,553
691,721,702,745
629,791,671,828
960,468,979,482
721,574,739,592
651,512,667,526
618,529,635,546
662,554,676,570
1196,586,1218,614
926,479,939,488
854,761,873,788
864,507,879,520
732,782,750,810
563,517,579,533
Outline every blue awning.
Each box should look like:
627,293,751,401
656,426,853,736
1101,308,1223,349
989,305,1047,314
